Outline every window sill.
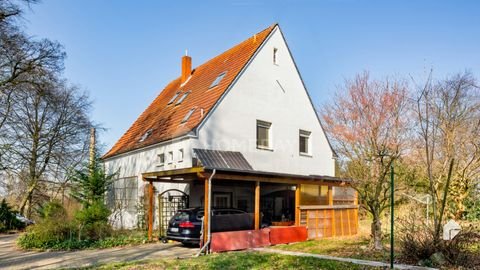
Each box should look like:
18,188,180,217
257,146,274,152
156,164,165,167
300,153,313,158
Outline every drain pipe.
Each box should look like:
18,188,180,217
196,169,215,256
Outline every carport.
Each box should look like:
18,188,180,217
142,149,358,252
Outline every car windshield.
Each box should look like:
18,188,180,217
173,211,190,221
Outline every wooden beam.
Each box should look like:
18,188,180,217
148,180,154,241
295,184,301,226
328,186,334,206
202,173,347,186
142,167,204,179
203,178,209,244
254,181,260,230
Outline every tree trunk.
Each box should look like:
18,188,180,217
371,213,383,250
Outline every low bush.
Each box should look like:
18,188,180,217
398,214,480,268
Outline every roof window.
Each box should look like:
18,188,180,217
175,91,191,105
168,92,181,105
209,72,226,88
139,128,153,142
181,108,195,123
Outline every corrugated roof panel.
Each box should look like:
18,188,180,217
193,149,253,171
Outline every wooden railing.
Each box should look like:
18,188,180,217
299,205,358,239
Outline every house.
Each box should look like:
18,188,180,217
102,23,358,250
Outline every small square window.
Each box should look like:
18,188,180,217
209,72,226,88
178,149,184,162
157,153,165,166
168,151,173,164
299,130,311,155
257,120,272,150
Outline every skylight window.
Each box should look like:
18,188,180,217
209,72,226,88
175,91,191,105
181,108,195,123
139,129,153,142
168,92,181,105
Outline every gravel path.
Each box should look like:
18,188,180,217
0,234,197,270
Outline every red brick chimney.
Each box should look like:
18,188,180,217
181,51,192,84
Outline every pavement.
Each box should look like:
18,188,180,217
0,233,197,270
254,248,438,270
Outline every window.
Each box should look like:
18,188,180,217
178,149,184,162
273,47,278,65
157,153,165,166
168,151,173,164
299,130,311,155
181,108,195,123
213,192,232,208
209,72,226,88
107,177,138,213
175,91,190,105
256,120,272,149
139,129,152,142
168,92,181,105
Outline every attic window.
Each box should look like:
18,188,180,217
181,108,195,123
168,92,181,105
273,48,278,65
175,91,191,105
209,72,226,88
139,129,153,142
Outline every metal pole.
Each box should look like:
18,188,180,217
390,164,394,269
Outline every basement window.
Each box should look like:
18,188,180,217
168,92,181,105
139,129,153,142
175,91,191,105
209,72,226,88
181,108,195,123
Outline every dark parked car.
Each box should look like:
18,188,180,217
166,207,248,245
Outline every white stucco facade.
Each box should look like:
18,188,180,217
103,26,335,229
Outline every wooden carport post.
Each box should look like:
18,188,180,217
203,177,209,243
147,179,154,241
328,185,335,236
254,181,260,230
295,183,301,226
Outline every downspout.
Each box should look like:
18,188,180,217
196,169,216,256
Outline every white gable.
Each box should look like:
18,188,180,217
193,26,335,176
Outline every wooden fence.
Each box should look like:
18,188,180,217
299,205,358,239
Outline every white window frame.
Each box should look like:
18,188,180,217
273,47,278,65
178,149,184,162
168,151,174,164
209,72,227,89
157,153,165,167
168,91,181,105
299,129,312,156
256,120,272,150
181,108,195,123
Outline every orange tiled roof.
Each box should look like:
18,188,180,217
103,24,276,159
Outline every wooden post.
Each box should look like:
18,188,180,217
328,186,335,236
254,181,260,230
295,183,301,226
354,190,358,234
203,178,209,244
148,180,154,241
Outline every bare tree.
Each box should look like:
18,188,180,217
3,76,92,216
322,72,410,250
413,71,480,238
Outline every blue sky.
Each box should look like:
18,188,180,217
23,0,480,152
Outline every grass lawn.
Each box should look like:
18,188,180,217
271,218,393,262
83,251,380,270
